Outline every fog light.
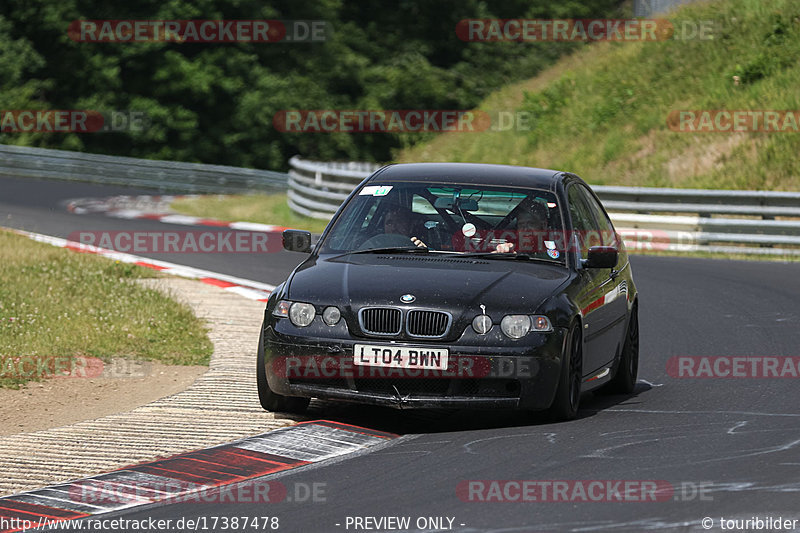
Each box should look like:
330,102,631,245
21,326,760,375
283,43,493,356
472,314,492,334
322,306,341,326
289,302,316,327
501,315,531,339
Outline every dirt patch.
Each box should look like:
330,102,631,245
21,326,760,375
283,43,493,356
0,361,206,436
665,133,748,184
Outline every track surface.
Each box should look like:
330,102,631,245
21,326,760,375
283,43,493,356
2,175,799,532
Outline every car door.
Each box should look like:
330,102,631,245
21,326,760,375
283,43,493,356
567,183,622,376
577,185,630,358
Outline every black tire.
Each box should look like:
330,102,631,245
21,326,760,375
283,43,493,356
602,306,639,395
257,328,310,414
546,323,582,421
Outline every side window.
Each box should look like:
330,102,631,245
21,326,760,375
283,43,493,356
577,185,617,247
567,185,596,257
328,198,377,249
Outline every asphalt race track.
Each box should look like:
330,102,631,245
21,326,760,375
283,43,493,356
2,175,800,532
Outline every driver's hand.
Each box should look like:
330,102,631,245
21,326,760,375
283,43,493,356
494,242,515,253
411,237,427,248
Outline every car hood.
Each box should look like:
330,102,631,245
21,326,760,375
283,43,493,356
286,253,570,324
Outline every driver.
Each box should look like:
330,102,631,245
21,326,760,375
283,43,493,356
495,198,549,253
383,204,427,248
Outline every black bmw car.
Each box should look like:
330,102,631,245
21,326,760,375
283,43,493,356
258,163,638,420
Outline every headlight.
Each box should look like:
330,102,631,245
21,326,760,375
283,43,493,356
499,315,552,338
322,306,341,326
472,314,492,334
501,315,531,339
272,300,318,327
288,302,316,327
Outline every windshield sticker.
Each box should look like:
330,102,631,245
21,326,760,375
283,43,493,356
461,222,476,237
359,185,394,196
544,240,556,250
547,249,561,259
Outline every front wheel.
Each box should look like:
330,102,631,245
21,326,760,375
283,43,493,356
546,323,582,421
257,328,310,414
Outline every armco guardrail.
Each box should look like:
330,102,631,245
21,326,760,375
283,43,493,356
0,143,288,193
288,156,379,218
287,157,800,256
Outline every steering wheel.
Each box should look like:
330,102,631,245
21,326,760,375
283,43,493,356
357,233,417,250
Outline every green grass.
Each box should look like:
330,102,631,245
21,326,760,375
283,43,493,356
171,194,331,234
0,230,213,388
397,0,800,191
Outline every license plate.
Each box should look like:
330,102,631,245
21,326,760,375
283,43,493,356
354,344,449,370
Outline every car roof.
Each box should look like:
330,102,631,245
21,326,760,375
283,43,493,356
369,163,565,189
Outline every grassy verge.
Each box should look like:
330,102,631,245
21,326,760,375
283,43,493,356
397,0,800,191
171,194,331,234
0,230,213,388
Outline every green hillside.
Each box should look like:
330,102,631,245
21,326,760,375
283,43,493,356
398,0,800,191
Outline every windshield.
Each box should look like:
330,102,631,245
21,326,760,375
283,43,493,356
319,181,566,262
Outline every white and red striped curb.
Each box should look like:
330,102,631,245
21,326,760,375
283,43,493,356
65,195,289,233
0,421,397,533
5,227,275,302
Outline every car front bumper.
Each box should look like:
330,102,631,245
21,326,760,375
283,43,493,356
262,321,567,410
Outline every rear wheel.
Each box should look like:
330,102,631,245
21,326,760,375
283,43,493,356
602,306,639,394
257,328,310,414
546,323,582,421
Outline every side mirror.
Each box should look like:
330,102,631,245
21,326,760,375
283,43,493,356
585,246,618,269
283,229,312,253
